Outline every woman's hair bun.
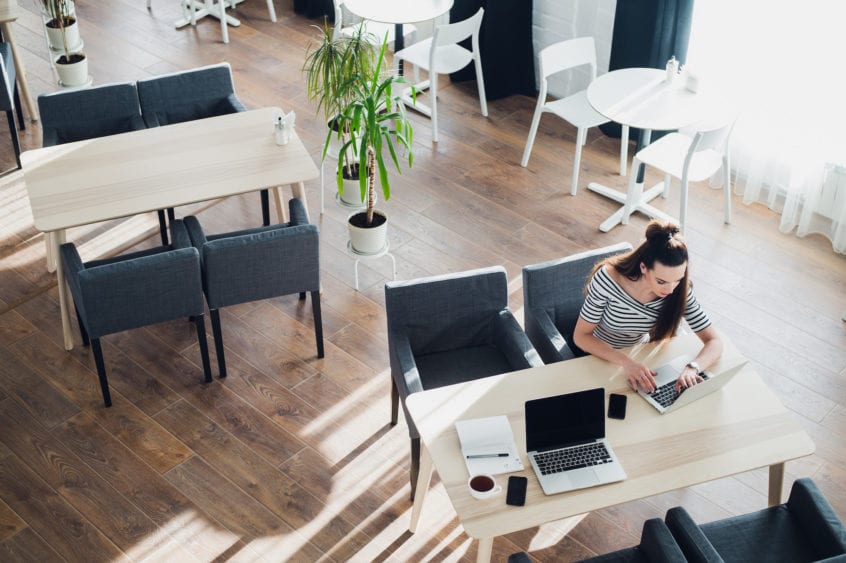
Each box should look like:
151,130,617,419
645,220,680,242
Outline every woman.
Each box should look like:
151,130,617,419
573,220,723,393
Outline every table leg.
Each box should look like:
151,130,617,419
395,23,404,75
274,186,287,223
52,230,74,350
476,537,493,563
0,23,38,122
45,232,56,273
768,462,785,506
409,443,433,533
291,181,309,220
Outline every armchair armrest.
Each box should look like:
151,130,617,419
390,330,423,397
665,507,725,563
527,307,575,363
492,310,544,370
221,93,247,113
640,518,688,563
59,242,86,318
288,198,309,226
787,478,846,557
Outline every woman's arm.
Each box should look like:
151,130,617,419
675,326,723,391
573,317,658,392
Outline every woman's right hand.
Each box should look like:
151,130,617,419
624,359,657,392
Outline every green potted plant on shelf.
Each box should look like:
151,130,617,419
41,0,87,87
330,36,415,254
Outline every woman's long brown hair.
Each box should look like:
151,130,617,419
589,221,690,341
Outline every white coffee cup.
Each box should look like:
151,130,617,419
468,474,502,500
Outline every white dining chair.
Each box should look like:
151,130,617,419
393,8,487,143
333,0,416,48
521,37,630,196
217,0,277,44
623,116,735,233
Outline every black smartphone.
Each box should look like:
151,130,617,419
608,393,627,420
506,475,528,506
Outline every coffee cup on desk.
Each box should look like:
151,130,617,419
468,474,502,499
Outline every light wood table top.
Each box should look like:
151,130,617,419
22,107,318,350
406,332,814,561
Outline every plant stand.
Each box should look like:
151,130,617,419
346,240,396,291
320,158,365,214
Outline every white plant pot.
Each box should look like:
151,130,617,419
348,210,387,255
339,173,365,208
55,52,88,87
46,19,82,52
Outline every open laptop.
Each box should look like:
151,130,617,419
638,356,748,414
525,388,627,496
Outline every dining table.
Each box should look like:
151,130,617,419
22,107,318,351
586,67,713,232
0,0,38,122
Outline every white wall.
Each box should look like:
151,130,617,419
532,0,617,98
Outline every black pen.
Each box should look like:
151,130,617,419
466,453,509,459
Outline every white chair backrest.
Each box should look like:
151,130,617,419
682,117,735,155
434,7,484,47
539,37,598,81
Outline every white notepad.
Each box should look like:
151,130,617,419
455,415,524,476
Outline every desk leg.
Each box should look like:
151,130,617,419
768,462,785,506
53,230,74,350
409,444,433,533
476,537,493,563
291,181,310,221
1,23,38,122
274,186,287,223
45,233,56,273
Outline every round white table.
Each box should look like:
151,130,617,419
586,67,711,232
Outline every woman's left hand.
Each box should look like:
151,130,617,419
675,367,704,392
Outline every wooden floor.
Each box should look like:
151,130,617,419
1,1,844,561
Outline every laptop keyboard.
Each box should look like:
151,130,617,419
534,442,612,475
649,373,710,407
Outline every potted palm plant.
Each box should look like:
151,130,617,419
304,21,379,208
331,37,414,254
42,0,87,87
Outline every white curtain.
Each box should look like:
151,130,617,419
686,0,846,253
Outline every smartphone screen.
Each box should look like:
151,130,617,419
506,475,528,506
608,393,627,420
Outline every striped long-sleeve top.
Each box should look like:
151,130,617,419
579,265,712,349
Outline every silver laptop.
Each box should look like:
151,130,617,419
525,388,627,496
638,356,748,414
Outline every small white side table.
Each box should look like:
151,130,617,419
346,240,396,291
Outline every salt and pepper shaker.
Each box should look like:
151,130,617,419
666,56,679,84
274,110,295,146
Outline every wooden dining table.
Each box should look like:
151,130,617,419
22,107,318,350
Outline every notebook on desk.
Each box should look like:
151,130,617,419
525,388,626,496
637,356,748,414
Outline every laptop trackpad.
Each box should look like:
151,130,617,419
570,469,600,489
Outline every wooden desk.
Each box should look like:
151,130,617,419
405,332,814,563
0,0,38,122
22,107,318,350
586,68,711,232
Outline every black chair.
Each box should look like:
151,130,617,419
522,243,632,363
509,518,687,562
0,41,24,172
184,198,323,378
36,83,175,243
60,220,212,407
385,266,543,499
137,63,272,226
666,478,846,563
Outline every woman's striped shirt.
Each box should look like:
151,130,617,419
579,265,712,349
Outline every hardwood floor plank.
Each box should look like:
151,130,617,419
0,495,26,542
0,526,65,562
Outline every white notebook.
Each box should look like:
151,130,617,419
455,415,524,476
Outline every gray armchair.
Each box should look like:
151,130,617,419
0,42,24,171
184,198,322,378
137,63,271,226
60,220,211,407
385,266,543,498
509,518,687,562
666,478,846,563
522,243,632,363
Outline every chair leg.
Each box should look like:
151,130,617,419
167,207,176,224
520,102,544,167
6,109,21,170
91,338,112,407
723,156,732,224
13,84,25,131
409,437,421,501
194,314,212,383
571,127,586,196
620,125,629,176
298,292,306,300
473,52,488,117
74,306,89,347
219,0,229,44
311,290,324,359
265,0,277,22
662,173,671,198
679,177,690,233
390,377,399,425
157,210,168,245
210,308,226,378
430,72,439,143
260,189,270,226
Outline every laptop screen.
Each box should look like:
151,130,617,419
525,388,606,452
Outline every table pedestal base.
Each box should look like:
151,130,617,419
589,181,674,233
401,81,432,117
174,0,243,29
